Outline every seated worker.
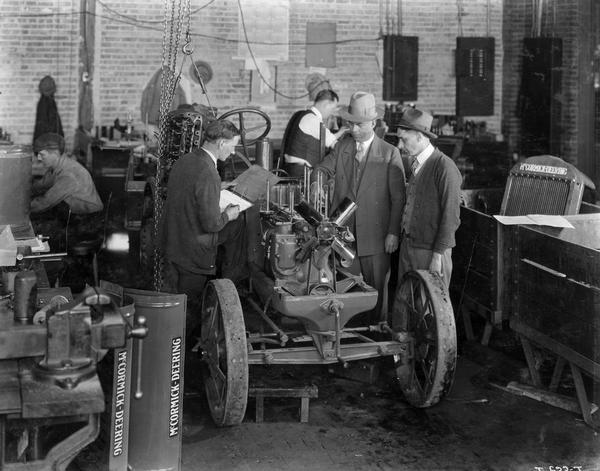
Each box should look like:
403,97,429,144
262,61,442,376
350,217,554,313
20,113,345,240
160,119,244,328
31,132,103,215
281,89,348,178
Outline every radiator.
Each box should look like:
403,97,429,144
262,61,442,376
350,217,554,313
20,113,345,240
500,155,586,216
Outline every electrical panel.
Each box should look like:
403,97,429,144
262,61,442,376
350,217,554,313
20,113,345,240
519,37,563,156
383,35,418,102
456,37,495,116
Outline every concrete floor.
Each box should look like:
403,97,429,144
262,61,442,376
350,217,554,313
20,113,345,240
175,351,599,471
67,196,600,471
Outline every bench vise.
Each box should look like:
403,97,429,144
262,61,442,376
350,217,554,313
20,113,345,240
0,270,147,470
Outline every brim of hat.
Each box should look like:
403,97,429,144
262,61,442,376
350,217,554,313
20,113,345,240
397,123,437,139
338,109,379,123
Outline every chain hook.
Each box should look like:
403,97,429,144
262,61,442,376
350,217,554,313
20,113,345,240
182,31,193,55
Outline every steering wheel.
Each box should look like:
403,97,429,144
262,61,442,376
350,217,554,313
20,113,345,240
218,108,271,159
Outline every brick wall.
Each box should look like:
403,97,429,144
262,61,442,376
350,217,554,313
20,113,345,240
0,0,79,147
502,0,581,164
0,0,504,151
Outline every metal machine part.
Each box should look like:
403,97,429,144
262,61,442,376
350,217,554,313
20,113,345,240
501,155,595,216
0,276,148,469
161,108,205,185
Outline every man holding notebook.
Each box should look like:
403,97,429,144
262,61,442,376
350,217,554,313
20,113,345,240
161,119,245,313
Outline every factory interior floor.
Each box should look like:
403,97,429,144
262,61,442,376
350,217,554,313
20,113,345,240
63,193,600,471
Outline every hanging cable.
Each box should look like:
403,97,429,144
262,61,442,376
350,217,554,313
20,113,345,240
237,0,312,100
2,9,380,47
486,0,491,37
398,0,403,36
95,0,216,24
456,0,464,37
386,0,390,36
379,0,383,37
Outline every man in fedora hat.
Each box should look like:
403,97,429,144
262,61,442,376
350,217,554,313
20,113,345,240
314,91,406,323
393,107,461,296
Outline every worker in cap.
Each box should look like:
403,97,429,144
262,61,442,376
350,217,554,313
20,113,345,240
313,91,406,324
31,132,103,215
391,107,462,323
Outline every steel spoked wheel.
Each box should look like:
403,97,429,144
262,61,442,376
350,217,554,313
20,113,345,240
201,279,248,426
393,270,457,408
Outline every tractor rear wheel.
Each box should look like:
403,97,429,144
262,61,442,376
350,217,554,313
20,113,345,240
392,270,457,408
201,279,249,426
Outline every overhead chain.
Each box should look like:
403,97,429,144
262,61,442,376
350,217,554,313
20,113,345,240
152,0,190,291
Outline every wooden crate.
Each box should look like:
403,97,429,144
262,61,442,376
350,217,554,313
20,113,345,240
512,214,600,370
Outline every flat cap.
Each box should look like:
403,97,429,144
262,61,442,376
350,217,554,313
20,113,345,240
33,133,65,154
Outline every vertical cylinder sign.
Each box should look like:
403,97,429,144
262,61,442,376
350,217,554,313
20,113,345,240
0,146,32,227
125,288,186,471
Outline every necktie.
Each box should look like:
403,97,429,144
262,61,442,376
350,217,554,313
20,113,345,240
355,142,366,162
354,142,366,188
410,155,419,176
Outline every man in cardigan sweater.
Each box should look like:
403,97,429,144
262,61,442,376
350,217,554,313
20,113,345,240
161,120,243,311
315,92,406,323
393,108,462,295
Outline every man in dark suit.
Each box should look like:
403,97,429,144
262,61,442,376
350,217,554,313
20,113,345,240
161,119,243,311
393,108,462,290
314,91,406,322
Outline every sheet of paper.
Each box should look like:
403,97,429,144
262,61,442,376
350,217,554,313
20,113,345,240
527,214,574,228
493,214,574,228
219,189,253,212
493,215,532,225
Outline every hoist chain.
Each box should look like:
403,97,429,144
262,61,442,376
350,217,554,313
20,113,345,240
152,0,191,291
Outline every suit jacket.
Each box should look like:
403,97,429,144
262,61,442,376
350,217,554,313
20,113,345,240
161,149,230,274
316,135,405,256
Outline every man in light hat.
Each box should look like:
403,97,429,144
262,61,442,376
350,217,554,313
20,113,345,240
314,91,406,323
393,107,461,296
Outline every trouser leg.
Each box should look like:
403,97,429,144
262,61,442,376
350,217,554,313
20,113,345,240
217,217,247,282
173,263,208,340
392,239,453,329
358,252,390,324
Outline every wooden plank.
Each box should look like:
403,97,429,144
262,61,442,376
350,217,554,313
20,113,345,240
300,397,310,423
460,269,497,310
255,395,264,423
511,318,600,380
517,262,600,362
518,226,600,286
248,386,318,398
549,357,566,392
570,362,595,427
458,206,498,248
520,336,542,387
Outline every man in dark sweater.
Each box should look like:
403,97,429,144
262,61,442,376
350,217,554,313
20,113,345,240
281,89,348,177
393,108,462,289
161,120,243,307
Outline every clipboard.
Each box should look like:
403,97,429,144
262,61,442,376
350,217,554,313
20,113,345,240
219,189,253,212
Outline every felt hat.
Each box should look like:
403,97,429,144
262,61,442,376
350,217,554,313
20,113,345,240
396,108,437,139
39,75,56,97
34,133,65,155
338,91,379,123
